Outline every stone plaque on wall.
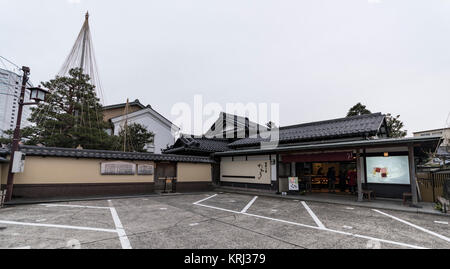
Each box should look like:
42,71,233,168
101,161,136,175
137,164,154,175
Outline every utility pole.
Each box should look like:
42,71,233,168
5,66,30,202
4,67,48,202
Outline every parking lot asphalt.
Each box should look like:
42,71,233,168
0,192,449,249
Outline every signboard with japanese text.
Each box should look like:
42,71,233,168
137,164,154,175
101,161,136,175
288,177,299,191
220,159,271,184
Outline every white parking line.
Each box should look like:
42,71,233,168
242,212,324,230
40,204,111,209
301,201,325,229
193,194,218,205
244,212,425,249
372,209,450,243
108,200,132,249
8,201,132,249
194,203,241,214
434,221,448,225
193,200,426,249
241,196,258,213
0,220,117,233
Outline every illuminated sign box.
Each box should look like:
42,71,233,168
366,156,410,185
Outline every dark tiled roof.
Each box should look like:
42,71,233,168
216,136,442,157
8,145,214,163
229,113,386,148
163,135,230,154
102,99,147,110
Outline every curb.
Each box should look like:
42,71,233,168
3,191,212,207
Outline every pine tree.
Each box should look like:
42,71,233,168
346,102,372,117
23,68,115,149
386,113,407,138
346,103,407,138
117,123,154,152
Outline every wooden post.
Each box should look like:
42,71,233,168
276,154,280,193
356,150,363,202
408,145,418,205
361,149,366,190
291,162,296,177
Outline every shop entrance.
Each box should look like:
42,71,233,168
295,161,357,194
279,152,358,195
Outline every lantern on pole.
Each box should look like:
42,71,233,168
28,86,49,103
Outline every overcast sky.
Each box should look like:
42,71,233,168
1,0,450,135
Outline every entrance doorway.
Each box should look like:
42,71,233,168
155,162,176,192
295,161,357,194
279,152,358,195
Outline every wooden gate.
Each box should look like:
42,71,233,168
417,170,450,202
155,162,177,192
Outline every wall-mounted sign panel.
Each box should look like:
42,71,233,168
366,156,410,185
137,164,154,175
12,151,25,173
220,158,271,184
101,161,136,175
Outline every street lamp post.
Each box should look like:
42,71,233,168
5,66,48,202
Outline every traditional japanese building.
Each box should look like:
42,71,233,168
164,112,441,204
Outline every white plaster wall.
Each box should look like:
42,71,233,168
113,113,175,154
220,155,271,184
